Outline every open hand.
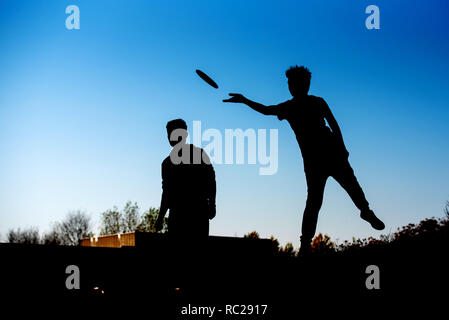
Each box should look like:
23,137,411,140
223,93,246,103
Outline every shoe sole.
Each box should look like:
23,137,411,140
361,212,385,231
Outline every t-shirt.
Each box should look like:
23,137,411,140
162,144,216,213
274,95,340,164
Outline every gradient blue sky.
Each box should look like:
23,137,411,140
1,0,448,247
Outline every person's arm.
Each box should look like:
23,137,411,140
206,163,216,220
155,161,169,232
223,93,279,116
156,193,168,231
321,98,349,157
202,150,216,219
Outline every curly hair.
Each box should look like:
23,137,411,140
285,65,311,83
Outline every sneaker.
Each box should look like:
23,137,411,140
360,209,385,230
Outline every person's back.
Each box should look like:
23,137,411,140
156,120,216,238
162,144,215,223
276,94,345,168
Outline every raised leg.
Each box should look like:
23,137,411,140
332,160,384,230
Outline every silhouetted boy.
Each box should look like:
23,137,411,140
223,66,384,252
155,119,216,238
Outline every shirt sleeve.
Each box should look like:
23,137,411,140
273,100,291,121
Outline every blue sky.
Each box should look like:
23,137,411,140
1,0,448,247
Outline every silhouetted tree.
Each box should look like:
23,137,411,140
7,227,40,244
279,242,296,256
243,231,260,239
310,233,335,253
49,210,93,246
122,201,140,233
100,206,123,235
42,227,63,245
269,235,280,250
137,207,168,233
101,202,168,235
245,232,297,256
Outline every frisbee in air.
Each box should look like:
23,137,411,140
195,69,219,89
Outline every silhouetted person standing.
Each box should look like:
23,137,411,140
155,119,216,238
223,66,384,253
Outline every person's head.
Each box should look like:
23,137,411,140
285,65,311,97
166,118,188,147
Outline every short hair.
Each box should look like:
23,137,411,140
285,65,311,84
166,119,187,134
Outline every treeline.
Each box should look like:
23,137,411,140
5,201,449,253
245,201,449,256
242,230,334,256
243,231,298,256
5,201,167,246
98,201,167,235
6,210,93,246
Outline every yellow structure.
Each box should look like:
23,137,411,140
80,232,136,248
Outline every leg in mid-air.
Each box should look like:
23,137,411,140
300,170,328,253
331,160,385,230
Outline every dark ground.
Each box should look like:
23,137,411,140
1,233,447,317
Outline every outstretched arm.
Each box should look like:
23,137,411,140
223,93,278,116
321,99,349,157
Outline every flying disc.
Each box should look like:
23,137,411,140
195,69,219,89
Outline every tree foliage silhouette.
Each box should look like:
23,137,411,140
47,210,93,246
122,201,140,233
7,211,93,246
244,231,296,256
100,206,123,235
137,207,168,233
243,231,260,239
7,227,40,244
310,233,335,253
101,201,168,235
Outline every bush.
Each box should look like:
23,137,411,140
7,227,40,244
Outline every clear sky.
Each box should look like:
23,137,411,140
1,0,448,247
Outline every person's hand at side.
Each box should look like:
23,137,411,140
155,217,164,232
208,201,216,220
